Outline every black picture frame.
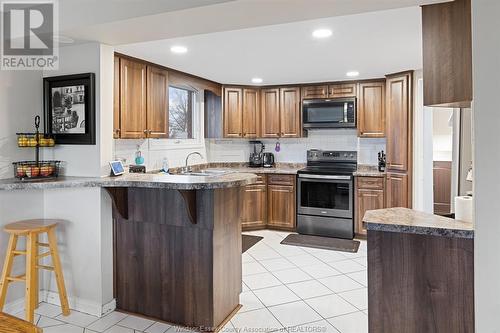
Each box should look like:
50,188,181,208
43,73,96,145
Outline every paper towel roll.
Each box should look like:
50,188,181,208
455,196,473,223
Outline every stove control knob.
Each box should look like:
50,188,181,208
350,153,354,158
344,153,348,158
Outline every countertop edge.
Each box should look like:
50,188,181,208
364,222,475,239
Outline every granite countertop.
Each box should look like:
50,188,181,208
0,172,258,191
363,207,474,239
168,162,305,175
354,165,385,177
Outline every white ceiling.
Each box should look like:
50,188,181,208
62,0,447,45
116,7,423,85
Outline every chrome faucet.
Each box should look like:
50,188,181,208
184,152,203,173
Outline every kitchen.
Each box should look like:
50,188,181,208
0,0,493,332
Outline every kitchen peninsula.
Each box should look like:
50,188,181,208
363,208,474,332
0,172,257,331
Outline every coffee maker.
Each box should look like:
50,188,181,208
249,141,264,167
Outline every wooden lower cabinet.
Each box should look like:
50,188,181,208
241,174,296,232
241,184,267,230
386,172,409,208
355,177,385,236
267,185,296,230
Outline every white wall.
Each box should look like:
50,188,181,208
473,0,500,331
432,108,453,161
0,69,46,309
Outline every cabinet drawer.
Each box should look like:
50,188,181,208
253,174,266,185
268,174,295,186
301,85,328,99
357,176,384,190
328,83,357,98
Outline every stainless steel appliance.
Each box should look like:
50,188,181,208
297,150,357,239
302,98,356,129
263,152,275,168
249,141,264,167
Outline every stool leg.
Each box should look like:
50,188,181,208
25,233,37,323
33,234,39,309
0,234,18,311
47,228,70,316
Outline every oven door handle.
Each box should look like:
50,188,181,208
298,174,352,180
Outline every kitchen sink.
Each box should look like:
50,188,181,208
179,169,233,177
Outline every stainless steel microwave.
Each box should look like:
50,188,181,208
302,98,356,129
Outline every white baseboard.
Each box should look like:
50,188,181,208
3,290,116,318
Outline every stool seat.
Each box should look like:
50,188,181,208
0,312,42,333
4,219,64,235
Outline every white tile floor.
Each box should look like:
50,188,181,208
7,230,367,333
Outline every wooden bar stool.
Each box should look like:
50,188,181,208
0,219,70,323
0,312,43,333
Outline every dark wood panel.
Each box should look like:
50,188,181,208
147,66,169,138
433,161,452,215
242,88,260,138
120,58,147,139
204,90,222,139
367,230,474,333
358,81,385,138
422,0,472,108
261,88,280,138
112,187,242,329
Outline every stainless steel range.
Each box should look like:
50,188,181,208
297,150,357,239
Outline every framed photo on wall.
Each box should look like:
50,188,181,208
43,73,96,145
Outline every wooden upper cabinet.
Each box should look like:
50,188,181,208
386,172,409,208
113,56,121,138
301,85,328,99
329,83,357,98
120,58,147,139
242,88,260,138
280,87,301,138
386,72,412,172
422,0,472,108
147,66,169,138
261,88,281,138
358,81,386,138
223,87,243,138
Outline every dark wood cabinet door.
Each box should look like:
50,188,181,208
358,81,385,138
267,185,296,230
242,88,260,138
223,87,243,138
241,184,267,230
356,188,385,236
113,56,121,138
120,58,147,139
386,172,409,208
386,72,412,172
422,0,472,108
328,83,357,98
433,161,452,215
279,87,301,138
147,66,169,138
301,85,328,99
261,88,280,138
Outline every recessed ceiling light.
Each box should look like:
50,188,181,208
170,45,188,54
346,71,360,77
312,29,332,39
251,77,263,84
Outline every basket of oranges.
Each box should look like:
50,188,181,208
17,133,55,147
13,161,61,180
